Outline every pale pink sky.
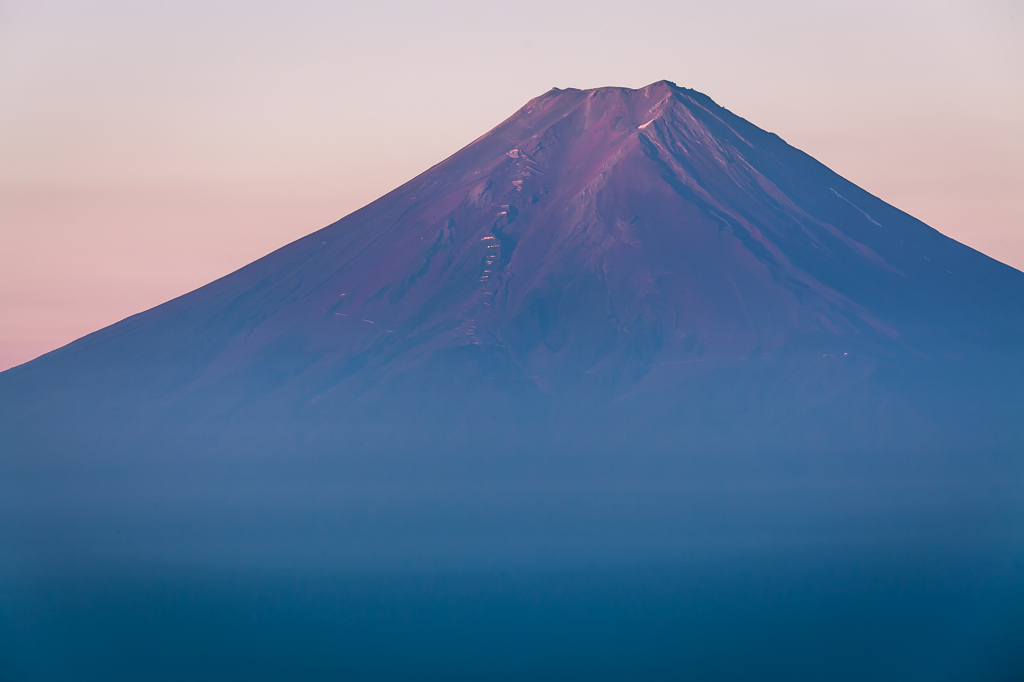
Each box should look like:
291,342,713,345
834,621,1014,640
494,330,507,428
1,0,1022,371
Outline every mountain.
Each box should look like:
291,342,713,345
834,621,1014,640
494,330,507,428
3,81,1024,680
2,80,1022,479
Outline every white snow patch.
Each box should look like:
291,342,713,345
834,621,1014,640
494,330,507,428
830,188,884,229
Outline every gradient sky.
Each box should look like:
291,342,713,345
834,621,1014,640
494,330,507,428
1,0,1021,371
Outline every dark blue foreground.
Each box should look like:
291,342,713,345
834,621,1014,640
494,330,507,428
3,477,1022,681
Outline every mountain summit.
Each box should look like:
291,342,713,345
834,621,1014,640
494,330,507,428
2,81,1023,476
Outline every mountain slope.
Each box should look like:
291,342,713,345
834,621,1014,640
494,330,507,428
2,80,1023,478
